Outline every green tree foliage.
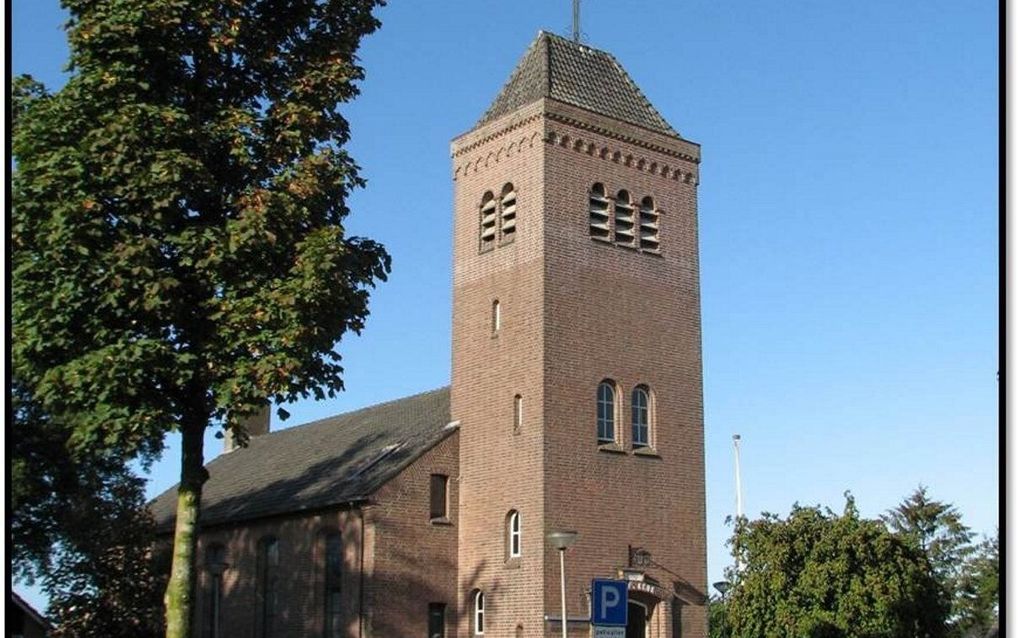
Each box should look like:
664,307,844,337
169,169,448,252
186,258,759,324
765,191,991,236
725,495,948,638
707,595,731,638
12,1,389,635
882,486,977,634
12,387,164,637
952,533,999,638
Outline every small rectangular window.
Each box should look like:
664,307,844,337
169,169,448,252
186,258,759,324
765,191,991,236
513,395,523,433
428,603,447,638
672,600,683,638
430,474,448,521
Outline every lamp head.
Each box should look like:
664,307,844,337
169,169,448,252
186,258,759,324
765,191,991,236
547,530,579,550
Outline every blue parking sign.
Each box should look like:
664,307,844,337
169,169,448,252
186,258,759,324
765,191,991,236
591,579,628,626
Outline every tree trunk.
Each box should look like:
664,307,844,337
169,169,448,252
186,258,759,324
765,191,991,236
164,422,208,638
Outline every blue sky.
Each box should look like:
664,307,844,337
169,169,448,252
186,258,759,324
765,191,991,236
12,0,998,613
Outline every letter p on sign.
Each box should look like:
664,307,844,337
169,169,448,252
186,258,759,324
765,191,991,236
601,586,619,617
591,579,628,627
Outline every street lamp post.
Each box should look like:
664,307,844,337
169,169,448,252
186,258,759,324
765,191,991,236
547,530,579,638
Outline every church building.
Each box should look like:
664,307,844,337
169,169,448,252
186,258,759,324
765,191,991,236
150,29,707,638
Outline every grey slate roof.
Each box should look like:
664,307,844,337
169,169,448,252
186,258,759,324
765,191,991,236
476,31,679,138
148,387,453,530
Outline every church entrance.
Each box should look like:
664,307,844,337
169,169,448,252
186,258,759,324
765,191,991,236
626,601,648,638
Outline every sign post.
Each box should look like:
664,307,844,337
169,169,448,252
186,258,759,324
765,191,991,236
591,579,628,638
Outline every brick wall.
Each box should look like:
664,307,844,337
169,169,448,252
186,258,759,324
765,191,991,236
540,99,707,638
192,508,364,638
187,430,459,638
365,431,460,637
451,97,707,638
452,101,550,637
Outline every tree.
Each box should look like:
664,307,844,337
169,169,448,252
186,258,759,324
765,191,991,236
12,1,390,635
12,386,164,637
708,594,731,638
725,495,948,638
882,486,976,634
954,533,999,638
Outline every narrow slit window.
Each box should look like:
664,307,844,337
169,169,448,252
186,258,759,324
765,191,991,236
507,510,522,558
479,192,497,251
588,183,611,239
205,544,227,638
474,591,485,635
614,190,635,245
256,537,279,638
597,381,617,443
639,196,660,251
492,300,501,333
324,533,343,638
500,183,517,242
632,385,651,448
513,394,523,433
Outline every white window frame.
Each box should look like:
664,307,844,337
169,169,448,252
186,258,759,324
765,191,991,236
508,510,522,558
474,591,485,635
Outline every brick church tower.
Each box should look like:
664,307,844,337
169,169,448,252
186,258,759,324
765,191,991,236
451,32,706,637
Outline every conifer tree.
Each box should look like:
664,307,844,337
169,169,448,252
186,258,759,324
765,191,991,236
883,486,977,634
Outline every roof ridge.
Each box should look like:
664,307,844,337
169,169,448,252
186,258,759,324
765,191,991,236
148,385,454,528
256,385,451,439
473,31,680,138
604,54,678,136
475,31,547,128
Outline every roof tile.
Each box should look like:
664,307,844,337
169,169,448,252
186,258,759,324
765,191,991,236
476,31,679,137
148,387,452,529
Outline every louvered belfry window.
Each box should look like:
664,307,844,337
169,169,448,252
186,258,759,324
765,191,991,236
589,184,663,253
479,191,497,251
639,196,659,251
614,190,635,245
500,183,517,242
588,183,611,239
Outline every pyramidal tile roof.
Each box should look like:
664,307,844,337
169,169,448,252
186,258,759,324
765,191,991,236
476,31,679,138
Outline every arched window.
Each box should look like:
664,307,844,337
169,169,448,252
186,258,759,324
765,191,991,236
479,192,497,251
323,532,343,638
256,536,279,638
492,299,501,333
638,196,659,252
632,385,651,448
500,183,517,242
597,381,617,443
513,394,523,434
205,544,227,638
614,190,635,245
589,183,611,239
507,510,522,558
473,591,485,635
